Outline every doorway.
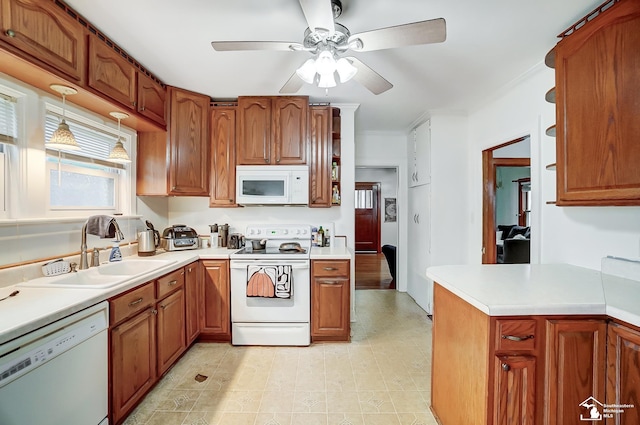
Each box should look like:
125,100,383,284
482,136,531,264
354,167,399,290
355,181,381,253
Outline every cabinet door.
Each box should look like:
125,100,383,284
311,260,350,341
168,87,209,195
111,308,156,424
555,1,640,205
309,106,332,207
185,261,201,345
237,96,271,165
137,72,166,127
0,0,86,82
607,323,640,425
494,355,536,425
156,288,186,375
272,96,308,164
209,106,237,207
407,183,431,313
545,319,606,425
88,36,136,110
414,120,431,186
201,260,230,340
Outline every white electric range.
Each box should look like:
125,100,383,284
229,224,312,346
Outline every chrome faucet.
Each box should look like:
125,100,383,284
80,216,124,270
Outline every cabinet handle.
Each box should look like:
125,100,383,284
324,280,339,285
501,334,534,342
415,171,418,181
187,267,192,273
168,280,178,286
264,158,270,164
323,267,337,271
276,158,281,163
229,199,233,203
151,309,158,315
140,106,146,111
160,304,167,310
128,297,144,307
6,29,15,38
502,363,510,372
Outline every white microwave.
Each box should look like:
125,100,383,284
236,165,309,205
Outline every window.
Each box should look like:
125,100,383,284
44,108,129,212
0,93,18,214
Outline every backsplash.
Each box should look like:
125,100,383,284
0,217,143,286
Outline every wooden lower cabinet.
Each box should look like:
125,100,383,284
432,283,611,425
110,307,157,425
494,355,536,425
185,261,202,344
156,288,186,376
545,319,606,425
606,322,640,425
311,259,350,341
200,260,231,341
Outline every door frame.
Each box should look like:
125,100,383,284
482,137,530,264
355,181,382,253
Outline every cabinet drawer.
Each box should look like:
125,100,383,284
110,282,155,325
157,267,185,299
495,319,537,351
312,260,349,277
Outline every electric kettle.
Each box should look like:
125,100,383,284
138,221,160,256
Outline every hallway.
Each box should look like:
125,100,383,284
355,253,394,290
123,290,436,425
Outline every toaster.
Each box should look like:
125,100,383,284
161,225,199,251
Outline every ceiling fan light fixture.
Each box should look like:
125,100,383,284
296,58,317,84
317,71,337,88
315,50,337,75
336,57,357,83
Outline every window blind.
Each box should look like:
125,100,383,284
45,111,125,169
0,93,18,144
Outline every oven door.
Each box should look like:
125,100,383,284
230,259,310,323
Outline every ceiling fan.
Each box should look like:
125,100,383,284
211,0,446,95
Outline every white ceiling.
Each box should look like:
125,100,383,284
65,0,600,133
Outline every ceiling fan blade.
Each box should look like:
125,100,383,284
349,18,446,52
346,57,393,95
279,72,304,94
211,41,303,51
298,0,335,33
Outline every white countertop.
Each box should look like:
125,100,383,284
426,264,640,328
0,245,352,344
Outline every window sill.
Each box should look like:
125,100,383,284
0,215,142,227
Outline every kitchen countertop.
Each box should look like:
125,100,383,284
426,263,640,328
0,246,353,344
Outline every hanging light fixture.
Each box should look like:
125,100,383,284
46,84,80,151
108,112,131,163
295,46,358,90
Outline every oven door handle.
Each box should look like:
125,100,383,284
230,260,310,269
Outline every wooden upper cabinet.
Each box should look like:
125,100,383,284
237,96,308,165
0,0,86,82
272,96,308,165
309,106,332,207
237,96,271,164
168,86,209,196
137,72,166,127
555,0,640,205
88,36,136,110
210,106,237,207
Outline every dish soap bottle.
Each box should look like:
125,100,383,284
109,242,123,262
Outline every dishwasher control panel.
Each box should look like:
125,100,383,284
0,305,107,388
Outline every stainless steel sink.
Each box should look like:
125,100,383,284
18,258,177,289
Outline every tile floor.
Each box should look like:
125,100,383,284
123,290,436,425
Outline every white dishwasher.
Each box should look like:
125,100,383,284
0,301,109,425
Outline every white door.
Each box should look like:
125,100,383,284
407,183,432,313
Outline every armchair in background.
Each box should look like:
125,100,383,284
496,225,530,264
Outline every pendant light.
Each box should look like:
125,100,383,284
108,112,131,163
46,84,80,151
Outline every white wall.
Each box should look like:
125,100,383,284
467,64,640,269
355,167,398,247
